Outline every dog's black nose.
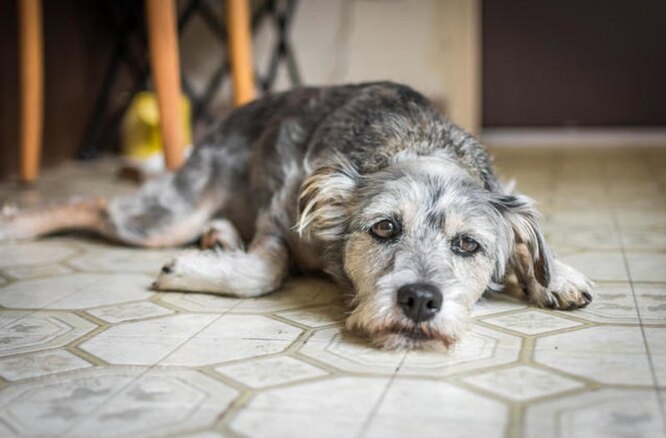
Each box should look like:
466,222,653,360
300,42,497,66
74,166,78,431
397,283,442,323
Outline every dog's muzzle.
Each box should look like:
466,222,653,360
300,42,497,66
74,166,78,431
397,283,442,323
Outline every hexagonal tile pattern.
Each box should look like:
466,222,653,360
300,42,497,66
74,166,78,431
0,367,237,437
79,314,219,365
276,304,346,328
1,149,665,438
470,292,526,318
0,311,96,357
482,309,582,335
399,324,522,376
535,326,653,385
86,301,174,323
0,349,92,380
0,273,154,310
524,389,665,438
157,291,241,313
162,315,303,366
462,365,584,401
229,377,389,438
300,327,406,374
216,355,327,388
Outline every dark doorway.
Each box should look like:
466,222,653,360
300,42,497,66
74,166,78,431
482,0,666,127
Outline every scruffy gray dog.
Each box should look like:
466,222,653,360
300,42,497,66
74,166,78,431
1,82,593,349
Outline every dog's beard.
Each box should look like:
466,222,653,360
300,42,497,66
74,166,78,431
366,321,458,350
344,302,463,351
345,282,473,351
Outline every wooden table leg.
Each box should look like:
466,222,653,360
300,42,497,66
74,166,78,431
18,0,44,183
145,0,184,171
226,0,255,106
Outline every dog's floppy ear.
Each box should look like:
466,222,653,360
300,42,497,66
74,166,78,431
296,158,359,241
491,193,553,288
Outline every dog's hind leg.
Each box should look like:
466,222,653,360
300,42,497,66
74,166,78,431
0,147,228,248
152,213,289,297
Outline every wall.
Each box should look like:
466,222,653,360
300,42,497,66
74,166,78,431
181,0,480,132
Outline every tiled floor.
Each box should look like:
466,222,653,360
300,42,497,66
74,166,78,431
0,147,665,438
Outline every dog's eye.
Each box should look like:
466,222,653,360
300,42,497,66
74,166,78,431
451,235,480,256
370,220,400,240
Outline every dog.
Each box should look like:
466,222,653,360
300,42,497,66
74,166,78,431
0,82,593,349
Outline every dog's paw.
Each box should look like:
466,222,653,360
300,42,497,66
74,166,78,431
152,251,199,291
200,219,244,251
540,261,594,310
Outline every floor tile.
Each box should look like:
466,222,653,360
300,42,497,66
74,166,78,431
70,368,238,437
0,366,144,436
482,309,582,335
157,291,241,313
625,252,666,282
1,149,666,438
398,324,522,377
569,282,640,324
0,349,92,381
0,311,97,357
0,240,78,268
363,379,507,438
276,304,346,328
3,264,73,280
231,278,342,313
524,388,665,438
0,273,154,310
68,245,179,275
534,326,653,385
462,365,584,401
162,315,303,366
299,327,406,374
558,251,629,282
86,301,174,324
634,283,666,324
643,327,666,387
216,355,327,388
79,314,218,365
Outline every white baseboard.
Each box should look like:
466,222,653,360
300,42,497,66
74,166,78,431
481,128,666,148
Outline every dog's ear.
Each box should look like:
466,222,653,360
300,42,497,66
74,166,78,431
491,194,553,288
296,159,359,241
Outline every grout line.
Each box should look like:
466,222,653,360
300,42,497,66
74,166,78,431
354,353,407,438
58,300,244,437
602,159,666,433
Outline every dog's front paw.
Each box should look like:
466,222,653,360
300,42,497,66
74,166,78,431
541,260,594,310
152,252,198,291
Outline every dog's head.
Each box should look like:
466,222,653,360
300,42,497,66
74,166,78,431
297,153,551,350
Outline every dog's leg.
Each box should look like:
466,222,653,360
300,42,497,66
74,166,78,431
0,148,231,248
200,219,245,251
492,193,593,310
511,243,594,310
0,198,109,241
153,215,288,297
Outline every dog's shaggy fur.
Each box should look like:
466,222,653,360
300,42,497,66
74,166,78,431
0,82,593,349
